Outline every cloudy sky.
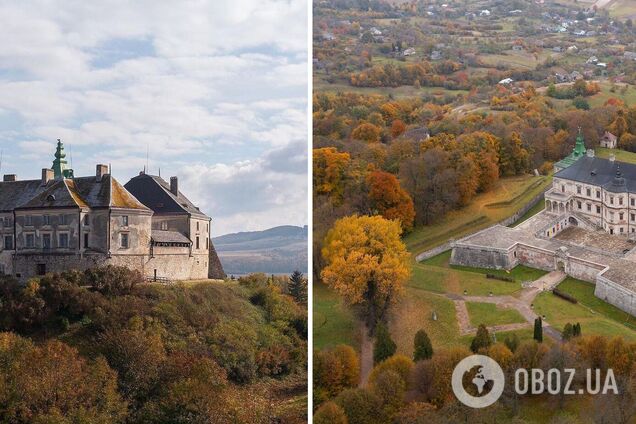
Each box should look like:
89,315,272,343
0,0,308,236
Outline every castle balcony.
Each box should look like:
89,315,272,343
545,188,574,214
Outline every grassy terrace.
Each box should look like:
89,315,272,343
595,146,636,164
534,277,636,341
404,174,552,256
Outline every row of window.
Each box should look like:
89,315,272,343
570,184,636,207
577,202,636,222
24,232,70,249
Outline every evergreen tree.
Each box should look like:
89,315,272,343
288,270,307,304
413,329,433,361
373,323,397,364
504,333,520,352
470,324,492,353
574,322,581,337
534,317,543,343
563,323,573,340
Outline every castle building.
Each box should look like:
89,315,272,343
546,132,636,237
0,141,224,281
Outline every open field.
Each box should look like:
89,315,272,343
313,77,468,99
587,82,636,108
404,174,552,256
388,288,461,355
466,301,528,327
313,282,361,351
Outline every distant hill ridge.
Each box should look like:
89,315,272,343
213,225,308,275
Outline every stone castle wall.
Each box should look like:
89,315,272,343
450,245,512,269
10,250,209,282
595,275,636,317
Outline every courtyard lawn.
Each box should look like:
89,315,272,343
313,282,361,351
388,287,461,355
532,289,636,342
405,174,552,257
458,327,535,347
466,302,527,328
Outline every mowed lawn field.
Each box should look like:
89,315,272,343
313,282,361,351
404,174,552,257
533,277,636,341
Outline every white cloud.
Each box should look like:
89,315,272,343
0,0,308,235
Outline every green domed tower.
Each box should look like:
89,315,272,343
554,128,587,172
51,139,74,179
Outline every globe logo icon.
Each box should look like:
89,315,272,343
451,355,505,408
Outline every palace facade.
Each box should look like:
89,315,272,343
0,141,224,281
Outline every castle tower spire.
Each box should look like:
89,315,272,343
573,127,586,157
52,139,74,179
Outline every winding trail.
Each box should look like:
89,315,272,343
359,324,373,386
448,271,566,341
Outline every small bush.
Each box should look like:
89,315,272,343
553,288,577,304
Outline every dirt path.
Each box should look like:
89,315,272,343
448,271,566,341
359,324,373,386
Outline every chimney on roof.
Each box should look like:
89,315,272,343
41,168,54,185
3,174,16,182
170,176,178,195
96,164,108,182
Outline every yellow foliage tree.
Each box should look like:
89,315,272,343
321,215,410,328
313,147,351,201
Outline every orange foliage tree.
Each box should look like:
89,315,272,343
321,215,410,329
366,170,415,232
313,147,351,201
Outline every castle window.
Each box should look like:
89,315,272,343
620,212,624,221
120,233,129,249
25,234,34,248
160,221,168,230
587,204,591,212
58,233,69,248
577,186,581,194
4,236,13,250
610,196,614,205
632,214,635,222
197,221,200,231
59,214,67,225
122,216,128,227
586,187,591,196
206,238,209,250
43,215,50,225
25,215,33,226
597,206,601,214
577,201,581,209
42,234,51,249
84,233,89,249
620,197,624,205
83,215,90,226
597,190,601,199
196,236,200,249
561,185,565,193
620,227,624,233
36,264,46,276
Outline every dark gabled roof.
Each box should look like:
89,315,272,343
554,156,636,193
0,175,150,211
124,173,208,219
20,179,84,209
151,230,191,244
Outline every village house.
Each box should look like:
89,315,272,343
0,141,224,282
600,131,618,149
